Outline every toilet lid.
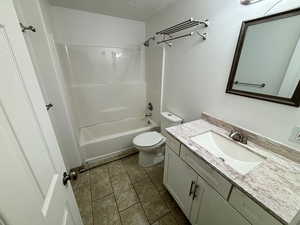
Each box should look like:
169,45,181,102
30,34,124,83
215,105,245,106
133,131,164,147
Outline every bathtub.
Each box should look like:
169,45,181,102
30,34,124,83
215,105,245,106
80,117,158,164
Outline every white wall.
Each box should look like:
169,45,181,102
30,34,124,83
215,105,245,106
51,6,145,46
50,7,146,129
146,0,300,150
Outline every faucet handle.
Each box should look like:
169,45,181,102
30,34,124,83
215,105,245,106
241,136,248,144
229,130,236,137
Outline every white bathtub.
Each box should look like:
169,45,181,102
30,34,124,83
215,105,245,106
80,117,157,164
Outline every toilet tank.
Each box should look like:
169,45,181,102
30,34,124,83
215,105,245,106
161,112,183,136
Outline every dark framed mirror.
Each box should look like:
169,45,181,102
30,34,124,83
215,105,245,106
226,8,300,107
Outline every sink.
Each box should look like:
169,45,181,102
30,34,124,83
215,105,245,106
191,131,265,175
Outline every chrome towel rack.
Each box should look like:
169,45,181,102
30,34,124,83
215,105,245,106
156,18,208,35
157,31,207,45
148,18,208,47
234,81,266,88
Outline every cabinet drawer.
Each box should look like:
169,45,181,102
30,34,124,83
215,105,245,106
229,187,283,225
180,145,232,199
165,133,181,155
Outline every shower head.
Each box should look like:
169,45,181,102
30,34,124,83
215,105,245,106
144,36,155,47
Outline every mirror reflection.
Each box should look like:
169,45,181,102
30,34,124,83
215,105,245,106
227,9,300,106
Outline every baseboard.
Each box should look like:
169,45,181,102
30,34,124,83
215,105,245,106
79,147,138,171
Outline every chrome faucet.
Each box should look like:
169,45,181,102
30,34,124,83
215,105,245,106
229,130,248,144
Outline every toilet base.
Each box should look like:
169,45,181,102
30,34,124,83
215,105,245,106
138,147,164,167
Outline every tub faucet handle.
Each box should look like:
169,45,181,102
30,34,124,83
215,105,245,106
145,113,152,117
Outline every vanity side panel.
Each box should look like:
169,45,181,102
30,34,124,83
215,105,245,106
165,132,181,155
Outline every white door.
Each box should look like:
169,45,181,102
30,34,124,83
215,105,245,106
0,1,83,225
163,146,197,219
12,0,82,170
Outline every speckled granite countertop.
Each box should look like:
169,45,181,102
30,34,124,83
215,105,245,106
166,119,300,225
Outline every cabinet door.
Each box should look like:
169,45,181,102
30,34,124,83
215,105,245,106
191,178,251,225
164,146,197,218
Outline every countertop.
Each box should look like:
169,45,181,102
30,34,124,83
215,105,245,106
166,119,300,224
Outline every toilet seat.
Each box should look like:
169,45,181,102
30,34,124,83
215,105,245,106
133,131,166,150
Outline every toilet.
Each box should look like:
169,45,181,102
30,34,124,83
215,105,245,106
133,112,183,167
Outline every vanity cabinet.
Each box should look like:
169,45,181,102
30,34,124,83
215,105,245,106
164,145,197,217
164,146,251,225
191,179,251,225
180,145,232,199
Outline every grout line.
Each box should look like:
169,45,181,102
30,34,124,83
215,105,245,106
84,153,175,225
123,159,173,225
88,171,94,225
107,172,123,225
121,157,152,225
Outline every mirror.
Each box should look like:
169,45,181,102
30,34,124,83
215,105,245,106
226,8,300,107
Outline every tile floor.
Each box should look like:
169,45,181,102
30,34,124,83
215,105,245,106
72,153,191,225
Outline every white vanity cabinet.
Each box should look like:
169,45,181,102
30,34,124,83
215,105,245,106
191,179,251,225
164,146,251,225
164,145,197,217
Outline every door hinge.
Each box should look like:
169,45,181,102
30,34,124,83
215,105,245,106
46,103,54,111
20,23,36,33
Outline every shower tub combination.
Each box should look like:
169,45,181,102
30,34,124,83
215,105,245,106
79,117,157,164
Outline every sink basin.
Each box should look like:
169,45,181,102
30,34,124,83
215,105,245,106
191,131,265,175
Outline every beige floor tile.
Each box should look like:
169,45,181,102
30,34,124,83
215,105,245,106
107,160,127,178
170,206,191,225
93,194,121,225
142,198,170,224
152,213,179,225
127,166,148,183
111,169,138,211
121,154,148,184
159,189,178,209
80,210,93,225
72,154,187,225
145,164,164,191
111,173,131,194
90,166,113,200
91,180,113,201
133,178,161,203
71,171,90,190
148,173,165,192
73,182,93,225
115,187,138,211
74,185,92,215
90,165,109,178
121,154,139,167
120,204,149,225
144,163,164,177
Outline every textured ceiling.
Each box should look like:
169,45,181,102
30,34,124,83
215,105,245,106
48,0,178,21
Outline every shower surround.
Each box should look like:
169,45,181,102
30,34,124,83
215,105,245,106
51,7,147,164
